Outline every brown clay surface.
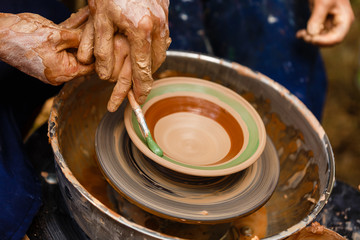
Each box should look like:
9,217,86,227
145,96,244,164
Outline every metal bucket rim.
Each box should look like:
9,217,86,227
49,50,335,240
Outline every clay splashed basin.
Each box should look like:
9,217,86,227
49,51,334,239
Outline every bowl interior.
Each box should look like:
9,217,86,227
124,77,266,176
145,95,244,166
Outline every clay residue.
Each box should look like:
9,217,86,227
79,164,115,210
0,12,91,85
153,69,322,234
0,14,46,81
241,92,319,188
233,206,268,239
286,222,345,240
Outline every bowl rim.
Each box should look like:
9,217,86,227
141,91,251,166
124,76,267,177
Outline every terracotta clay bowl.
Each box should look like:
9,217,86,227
124,77,267,177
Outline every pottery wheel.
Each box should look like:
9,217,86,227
95,103,280,223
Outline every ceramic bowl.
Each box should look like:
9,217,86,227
124,76,266,176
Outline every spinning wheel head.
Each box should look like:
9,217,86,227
95,97,279,223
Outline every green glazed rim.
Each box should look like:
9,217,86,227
127,77,266,173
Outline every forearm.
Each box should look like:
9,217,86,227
0,13,49,83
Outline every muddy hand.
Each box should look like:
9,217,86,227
78,0,171,104
59,6,90,29
0,11,93,86
296,0,354,47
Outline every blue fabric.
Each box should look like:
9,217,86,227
0,105,42,240
0,0,69,23
168,0,327,120
0,1,69,239
168,0,208,53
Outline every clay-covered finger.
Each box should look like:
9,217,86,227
107,56,132,112
59,6,90,29
56,28,82,51
93,14,114,80
76,62,95,77
127,15,154,104
110,34,129,82
45,52,94,85
64,61,94,83
78,18,95,64
87,0,96,15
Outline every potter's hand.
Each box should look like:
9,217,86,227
78,0,171,104
296,0,354,46
0,11,93,86
107,34,132,112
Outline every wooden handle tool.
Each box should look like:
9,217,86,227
127,90,163,157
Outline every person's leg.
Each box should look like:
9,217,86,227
0,105,42,240
203,0,327,120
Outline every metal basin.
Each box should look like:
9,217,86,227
49,51,334,239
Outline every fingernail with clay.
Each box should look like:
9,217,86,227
107,102,116,112
138,95,147,105
97,66,110,80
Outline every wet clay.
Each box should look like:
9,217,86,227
0,12,92,85
145,96,244,165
